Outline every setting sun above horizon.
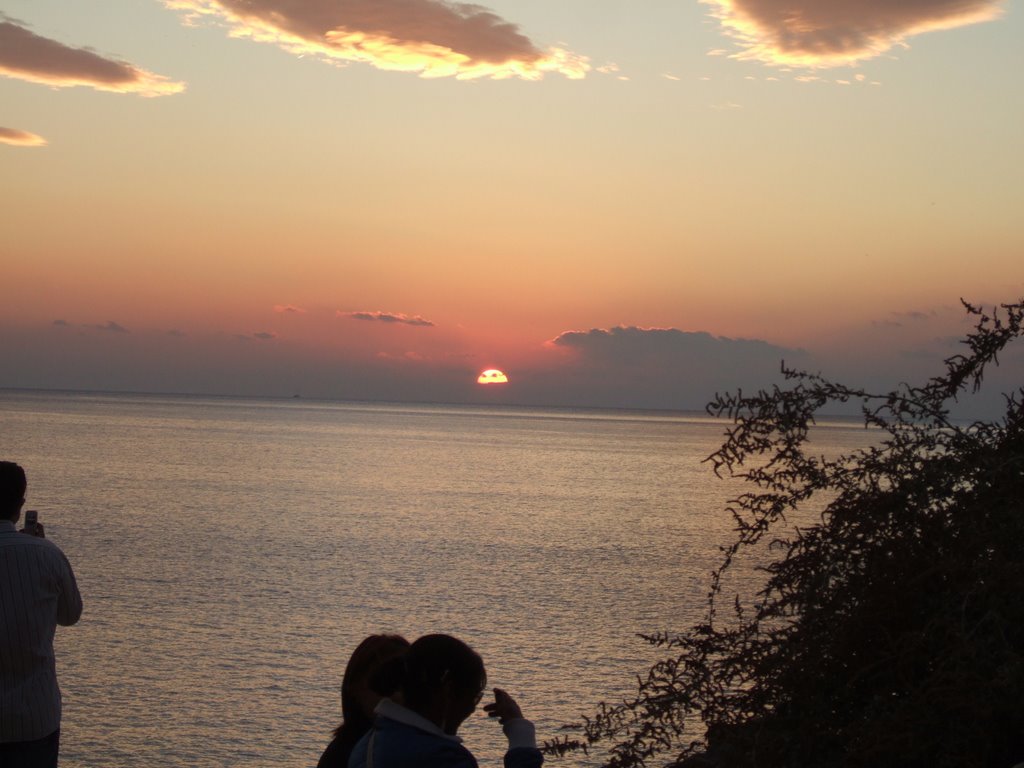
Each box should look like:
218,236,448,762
477,369,509,385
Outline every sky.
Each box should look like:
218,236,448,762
2,0,1023,414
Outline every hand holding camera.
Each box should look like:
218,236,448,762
21,509,45,538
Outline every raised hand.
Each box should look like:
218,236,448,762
483,688,523,724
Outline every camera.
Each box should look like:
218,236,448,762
24,509,39,535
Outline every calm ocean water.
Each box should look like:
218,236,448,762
0,390,874,767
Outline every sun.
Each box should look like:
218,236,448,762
477,369,509,385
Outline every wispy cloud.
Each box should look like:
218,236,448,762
871,308,942,328
0,19,185,95
871,319,903,329
376,350,427,362
0,126,46,147
338,310,435,327
273,304,306,314
894,310,934,321
234,332,278,341
88,321,130,333
165,0,588,80
701,0,1004,67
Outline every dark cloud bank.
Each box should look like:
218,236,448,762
528,326,803,410
2,322,1018,418
0,323,801,412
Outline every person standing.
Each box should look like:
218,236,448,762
0,461,83,767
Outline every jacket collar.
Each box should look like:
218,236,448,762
375,698,463,743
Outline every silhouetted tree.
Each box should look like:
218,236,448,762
549,301,1024,768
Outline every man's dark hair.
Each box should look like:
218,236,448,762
0,461,27,520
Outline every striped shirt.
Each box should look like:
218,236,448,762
0,519,83,742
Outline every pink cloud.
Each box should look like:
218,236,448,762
0,126,46,147
701,0,1004,67
338,310,435,327
165,0,588,80
0,19,184,95
273,304,306,314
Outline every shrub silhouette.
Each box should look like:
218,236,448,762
549,301,1024,768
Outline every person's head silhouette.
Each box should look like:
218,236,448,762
372,633,486,734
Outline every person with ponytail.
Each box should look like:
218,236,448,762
349,634,542,768
318,634,411,768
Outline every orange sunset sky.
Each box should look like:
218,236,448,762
2,0,1022,413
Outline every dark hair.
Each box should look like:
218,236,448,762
334,634,410,747
371,634,486,714
0,461,27,520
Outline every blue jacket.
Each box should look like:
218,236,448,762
349,700,543,768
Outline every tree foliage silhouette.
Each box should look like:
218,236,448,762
548,300,1024,768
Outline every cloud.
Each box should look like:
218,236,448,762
165,0,587,80
52,319,69,327
534,326,803,410
338,310,435,327
872,308,943,328
0,126,46,147
893,310,933,321
232,332,277,341
0,19,185,95
700,0,1004,67
4,314,1018,418
88,321,130,333
550,326,793,362
273,304,306,314
376,350,427,362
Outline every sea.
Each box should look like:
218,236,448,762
0,390,877,767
